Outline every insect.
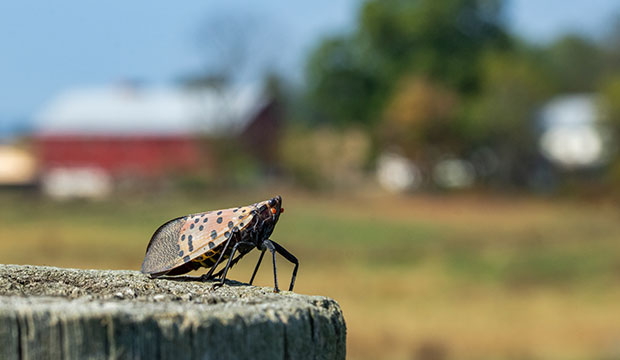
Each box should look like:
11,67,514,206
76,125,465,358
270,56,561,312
141,195,298,292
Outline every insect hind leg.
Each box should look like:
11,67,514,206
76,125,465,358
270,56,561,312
270,240,299,291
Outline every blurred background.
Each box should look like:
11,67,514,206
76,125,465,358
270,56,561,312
2,0,620,359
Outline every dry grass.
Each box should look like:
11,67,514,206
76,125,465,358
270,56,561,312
1,190,620,359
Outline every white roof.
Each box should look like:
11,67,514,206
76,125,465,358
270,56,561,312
34,84,266,136
538,94,606,168
540,94,597,129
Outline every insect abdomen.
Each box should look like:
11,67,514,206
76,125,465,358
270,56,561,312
191,251,220,268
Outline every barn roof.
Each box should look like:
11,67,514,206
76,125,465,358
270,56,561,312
34,83,267,136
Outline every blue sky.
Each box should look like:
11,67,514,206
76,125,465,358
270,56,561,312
1,0,619,129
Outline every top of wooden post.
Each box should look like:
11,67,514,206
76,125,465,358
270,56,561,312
0,264,346,359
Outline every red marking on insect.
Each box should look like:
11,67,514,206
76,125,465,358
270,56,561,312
140,195,298,292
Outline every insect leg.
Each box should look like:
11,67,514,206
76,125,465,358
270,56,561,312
262,240,280,293
202,228,238,281
249,249,266,285
211,252,244,279
215,241,254,288
270,240,299,291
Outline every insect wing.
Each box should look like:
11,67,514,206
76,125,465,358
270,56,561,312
141,216,186,275
169,206,255,269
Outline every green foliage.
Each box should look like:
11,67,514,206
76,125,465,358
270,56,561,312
358,0,509,91
598,75,620,195
468,50,553,147
544,34,605,93
305,0,511,130
599,73,620,136
305,36,385,127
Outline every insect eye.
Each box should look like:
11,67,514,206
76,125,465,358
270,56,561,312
271,208,277,215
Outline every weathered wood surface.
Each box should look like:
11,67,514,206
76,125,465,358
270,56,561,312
0,264,346,360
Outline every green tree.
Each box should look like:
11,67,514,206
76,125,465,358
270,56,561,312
600,74,620,140
305,37,385,127
305,0,511,129
544,34,604,93
358,0,509,92
467,50,553,183
598,75,620,194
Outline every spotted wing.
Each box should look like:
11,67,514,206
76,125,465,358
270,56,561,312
152,205,254,273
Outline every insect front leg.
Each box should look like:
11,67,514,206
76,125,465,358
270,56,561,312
211,252,244,279
201,227,239,281
213,241,254,289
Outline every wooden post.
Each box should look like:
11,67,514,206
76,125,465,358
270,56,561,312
0,264,346,359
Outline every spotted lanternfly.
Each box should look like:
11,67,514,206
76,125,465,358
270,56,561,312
141,195,298,292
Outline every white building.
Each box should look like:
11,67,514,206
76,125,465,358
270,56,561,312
538,94,609,169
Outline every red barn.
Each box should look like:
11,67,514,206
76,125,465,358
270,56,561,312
33,84,271,198
35,135,200,177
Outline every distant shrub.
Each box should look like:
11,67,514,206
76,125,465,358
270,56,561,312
280,127,370,188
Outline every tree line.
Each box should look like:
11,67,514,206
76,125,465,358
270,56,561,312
293,0,620,192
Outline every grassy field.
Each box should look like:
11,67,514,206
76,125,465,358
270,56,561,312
1,189,620,359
